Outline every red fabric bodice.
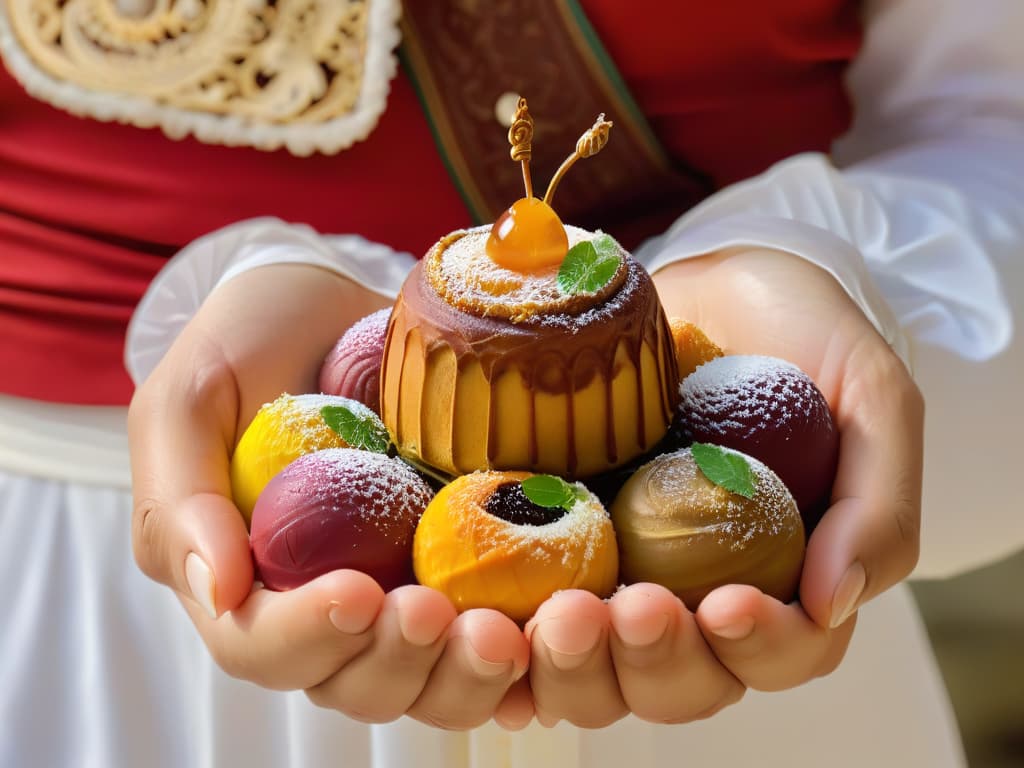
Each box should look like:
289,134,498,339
0,0,861,405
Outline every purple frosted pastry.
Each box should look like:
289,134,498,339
250,448,433,591
679,355,838,520
319,308,391,414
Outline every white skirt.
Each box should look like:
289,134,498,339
0,395,966,768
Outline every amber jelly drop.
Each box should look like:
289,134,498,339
486,198,569,272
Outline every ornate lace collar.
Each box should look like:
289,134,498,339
0,0,401,156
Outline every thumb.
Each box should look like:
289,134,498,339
128,345,253,618
799,353,924,629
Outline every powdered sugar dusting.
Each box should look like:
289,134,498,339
340,308,391,350
533,256,645,334
459,473,612,570
318,307,390,412
435,225,635,329
287,448,434,533
259,393,373,451
679,355,823,440
644,447,799,551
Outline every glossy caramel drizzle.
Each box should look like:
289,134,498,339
382,252,680,479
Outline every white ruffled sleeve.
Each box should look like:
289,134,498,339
124,217,416,386
636,0,1024,579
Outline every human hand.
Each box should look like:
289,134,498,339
128,263,529,729
650,246,923,691
524,585,746,728
522,246,922,727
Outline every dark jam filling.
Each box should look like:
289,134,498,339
485,482,568,526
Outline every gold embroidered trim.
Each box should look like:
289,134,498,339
0,0,401,155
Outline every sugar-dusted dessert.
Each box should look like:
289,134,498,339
319,307,391,414
678,354,838,522
251,448,434,591
611,445,805,608
231,393,361,524
413,471,618,622
381,100,679,480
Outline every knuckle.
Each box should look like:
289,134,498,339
306,684,404,724
688,686,746,722
631,702,682,725
888,495,921,580
130,497,165,583
814,649,845,680
340,699,405,724
126,384,151,439
813,630,854,680
130,332,238,436
902,375,926,422
708,632,766,663
412,708,477,732
175,347,240,438
208,642,265,686
612,640,675,671
888,377,924,581
204,638,245,680
635,679,745,725
566,709,627,729
304,686,334,711
184,350,237,415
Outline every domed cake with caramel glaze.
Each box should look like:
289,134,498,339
381,99,678,480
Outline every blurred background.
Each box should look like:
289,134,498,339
912,549,1024,767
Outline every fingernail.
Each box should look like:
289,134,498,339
615,611,671,648
706,615,755,641
397,609,448,647
328,601,376,635
464,644,515,678
830,561,866,629
539,620,602,671
185,552,217,620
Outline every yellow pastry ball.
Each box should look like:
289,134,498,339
413,471,619,622
230,393,363,524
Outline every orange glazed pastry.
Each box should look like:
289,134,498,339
669,318,724,380
381,101,679,479
413,471,619,622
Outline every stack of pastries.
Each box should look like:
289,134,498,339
232,100,838,618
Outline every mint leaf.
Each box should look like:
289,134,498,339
691,443,757,499
521,474,577,511
572,484,590,504
557,234,621,295
320,402,390,454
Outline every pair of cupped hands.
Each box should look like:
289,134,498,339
128,246,923,731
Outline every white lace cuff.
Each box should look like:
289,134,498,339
125,217,415,385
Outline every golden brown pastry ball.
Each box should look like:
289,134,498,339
610,447,804,609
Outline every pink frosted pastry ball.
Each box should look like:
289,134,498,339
678,355,838,523
250,448,434,591
319,308,391,414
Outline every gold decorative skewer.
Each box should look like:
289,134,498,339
508,97,535,199
543,114,613,207
487,100,614,272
